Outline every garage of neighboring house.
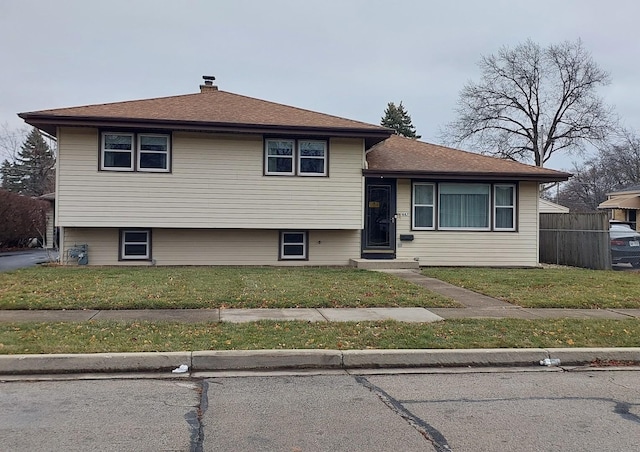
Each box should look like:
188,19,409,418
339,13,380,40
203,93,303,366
598,186,640,230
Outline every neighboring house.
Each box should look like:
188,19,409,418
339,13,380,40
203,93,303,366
598,186,640,230
38,192,56,249
19,78,570,267
539,198,570,214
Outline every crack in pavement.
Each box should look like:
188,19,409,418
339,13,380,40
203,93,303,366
185,379,209,452
354,376,451,452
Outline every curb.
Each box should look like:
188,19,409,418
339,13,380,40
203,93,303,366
1,348,639,375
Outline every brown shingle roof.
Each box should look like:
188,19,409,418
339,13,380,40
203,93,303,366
19,88,392,143
365,135,571,182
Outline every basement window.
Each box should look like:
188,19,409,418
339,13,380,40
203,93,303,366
120,229,151,260
279,231,308,260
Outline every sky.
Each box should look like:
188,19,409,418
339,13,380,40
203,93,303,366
1,0,639,171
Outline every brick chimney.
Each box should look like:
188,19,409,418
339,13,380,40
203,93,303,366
200,75,218,93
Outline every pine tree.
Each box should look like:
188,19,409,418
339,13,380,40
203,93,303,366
0,128,55,196
380,101,421,139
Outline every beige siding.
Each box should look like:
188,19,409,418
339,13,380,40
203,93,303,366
62,228,360,266
57,128,364,229
44,206,55,249
395,180,540,267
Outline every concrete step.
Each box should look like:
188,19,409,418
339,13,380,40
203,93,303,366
349,258,419,270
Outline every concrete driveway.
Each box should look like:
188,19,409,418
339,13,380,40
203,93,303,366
0,249,58,272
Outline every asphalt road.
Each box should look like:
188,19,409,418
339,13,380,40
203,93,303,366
0,249,57,272
1,369,638,451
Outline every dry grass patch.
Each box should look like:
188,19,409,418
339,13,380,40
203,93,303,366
423,267,640,309
0,266,456,310
1,319,639,354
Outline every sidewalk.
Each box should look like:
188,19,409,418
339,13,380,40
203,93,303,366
1,269,640,375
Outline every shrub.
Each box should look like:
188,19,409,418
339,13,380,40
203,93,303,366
0,189,49,248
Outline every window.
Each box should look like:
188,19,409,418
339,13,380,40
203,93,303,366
101,132,170,172
412,182,518,231
439,183,491,230
298,140,327,176
494,185,516,230
266,139,294,175
120,229,151,260
102,133,134,170
280,231,308,260
138,134,170,171
413,183,435,229
265,139,327,176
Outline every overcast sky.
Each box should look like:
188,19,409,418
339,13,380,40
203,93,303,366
1,0,639,170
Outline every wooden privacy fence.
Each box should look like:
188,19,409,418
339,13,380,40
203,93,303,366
539,212,611,270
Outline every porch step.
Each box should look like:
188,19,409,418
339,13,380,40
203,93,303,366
349,258,420,270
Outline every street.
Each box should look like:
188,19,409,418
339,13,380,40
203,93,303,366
0,249,58,272
0,369,638,451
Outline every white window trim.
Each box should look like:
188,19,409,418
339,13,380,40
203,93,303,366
137,133,170,173
265,139,295,176
280,231,308,260
412,182,435,230
101,132,134,171
438,183,492,231
120,229,151,260
298,140,327,176
494,184,517,231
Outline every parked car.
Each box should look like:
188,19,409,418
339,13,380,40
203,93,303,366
610,223,640,267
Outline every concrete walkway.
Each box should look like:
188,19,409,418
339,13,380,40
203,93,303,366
1,268,639,323
377,269,640,320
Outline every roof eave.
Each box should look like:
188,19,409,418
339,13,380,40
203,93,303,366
362,169,571,183
19,114,393,143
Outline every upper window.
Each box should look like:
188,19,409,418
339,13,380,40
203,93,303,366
494,185,516,230
298,140,327,176
265,139,327,176
138,134,170,171
101,132,170,172
266,140,294,175
439,183,491,230
102,133,134,171
413,183,435,229
120,229,151,260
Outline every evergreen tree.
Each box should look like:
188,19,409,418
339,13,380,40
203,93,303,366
380,101,421,139
0,128,55,196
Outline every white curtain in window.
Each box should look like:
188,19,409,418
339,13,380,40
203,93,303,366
440,184,489,228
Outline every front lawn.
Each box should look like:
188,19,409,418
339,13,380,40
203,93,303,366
423,267,640,309
0,266,456,310
1,318,639,354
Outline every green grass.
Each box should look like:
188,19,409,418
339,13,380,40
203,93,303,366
0,266,456,310
1,319,639,354
422,267,640,309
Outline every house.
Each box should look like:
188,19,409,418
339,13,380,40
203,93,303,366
38,192,56,249
19,77,570,267
597,185,640,230
539,198,570,214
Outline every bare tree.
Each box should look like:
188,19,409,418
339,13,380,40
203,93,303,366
557,129,640,211
556,160,613,211
442,39,616,167
0,123,28,163
598,129,640,184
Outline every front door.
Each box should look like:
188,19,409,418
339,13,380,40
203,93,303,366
362,179,396,258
